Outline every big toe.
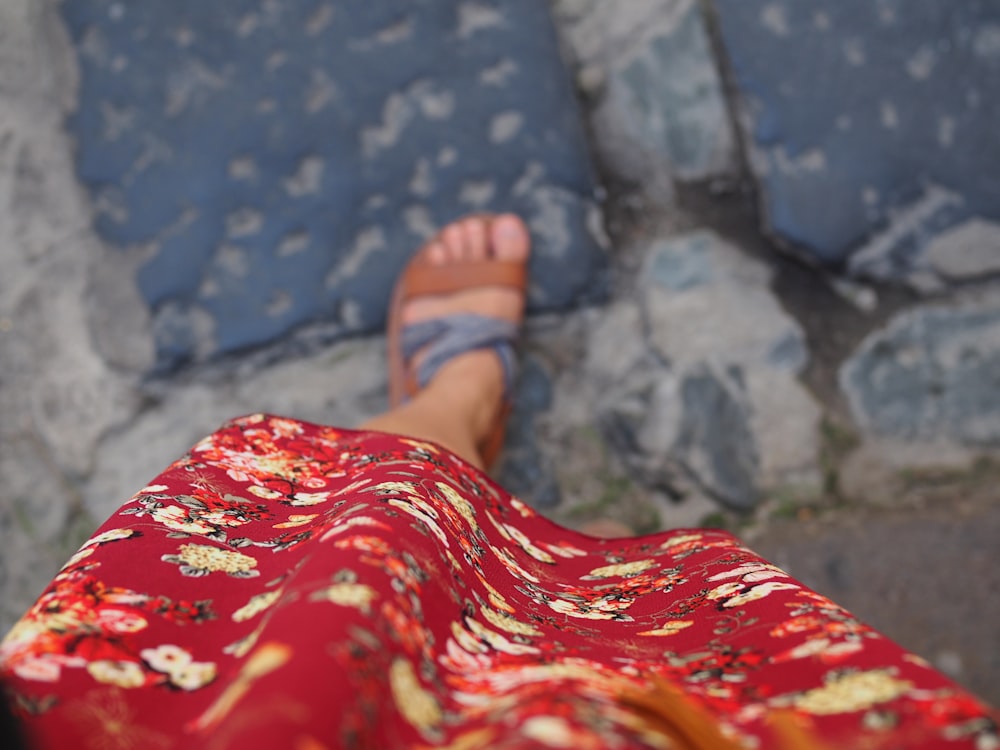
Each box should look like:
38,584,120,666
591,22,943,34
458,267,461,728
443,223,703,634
491,214,531,263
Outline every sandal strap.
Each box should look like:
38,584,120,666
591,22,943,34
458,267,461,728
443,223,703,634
401,314,518,399
400,260,526,301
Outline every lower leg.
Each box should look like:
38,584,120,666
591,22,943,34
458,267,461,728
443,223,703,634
360,212,635,536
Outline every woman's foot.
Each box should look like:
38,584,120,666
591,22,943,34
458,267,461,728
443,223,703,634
362,213,531,469
399,213,530,447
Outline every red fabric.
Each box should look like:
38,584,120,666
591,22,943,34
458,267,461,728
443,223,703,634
1,415,995,749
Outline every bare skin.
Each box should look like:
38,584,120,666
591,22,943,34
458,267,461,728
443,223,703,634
360,214,634,539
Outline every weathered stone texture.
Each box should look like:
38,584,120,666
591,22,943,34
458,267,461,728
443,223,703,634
553,0,736,188
715,0,1000,282
841,293,1000,446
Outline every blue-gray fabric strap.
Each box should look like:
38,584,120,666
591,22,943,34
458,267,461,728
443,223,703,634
401,314,518,399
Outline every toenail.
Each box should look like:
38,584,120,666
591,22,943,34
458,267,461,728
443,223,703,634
495,216,522,237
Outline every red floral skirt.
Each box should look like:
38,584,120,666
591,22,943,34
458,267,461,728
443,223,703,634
1,415,995,749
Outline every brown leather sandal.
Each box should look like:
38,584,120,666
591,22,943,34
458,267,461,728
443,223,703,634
387,222,527,469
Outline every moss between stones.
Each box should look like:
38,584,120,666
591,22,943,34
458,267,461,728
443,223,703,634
897,455,1000,490
819,417,861,498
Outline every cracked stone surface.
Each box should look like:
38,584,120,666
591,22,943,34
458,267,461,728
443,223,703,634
553,0,736,193
530,231,822,514
850,210,1000,294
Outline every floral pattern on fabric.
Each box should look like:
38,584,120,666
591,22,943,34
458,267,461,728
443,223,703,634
0,415,995,749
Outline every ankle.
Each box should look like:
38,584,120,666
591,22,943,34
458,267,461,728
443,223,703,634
360,402,486,470
422,351,505,442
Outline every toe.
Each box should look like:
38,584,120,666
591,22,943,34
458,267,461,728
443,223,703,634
441,224,465,261
426,240,448,265
463,217,489,261
491,214,531,262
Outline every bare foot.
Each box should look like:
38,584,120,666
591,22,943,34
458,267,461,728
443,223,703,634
402,214,531,447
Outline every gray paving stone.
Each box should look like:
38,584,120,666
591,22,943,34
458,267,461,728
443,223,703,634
924,218,1000,282
675,367,759,509
62,0,608,370
553,0,736,188
846,184,965,292
535,232,822,512
840,292,1000,446
609,0,735,180
638,231,822,508
641,232,806,374
714,0,1000,270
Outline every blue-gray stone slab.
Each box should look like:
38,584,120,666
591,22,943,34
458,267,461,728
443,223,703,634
713,0,1000,267
64,0,607,369
840,299,1000,446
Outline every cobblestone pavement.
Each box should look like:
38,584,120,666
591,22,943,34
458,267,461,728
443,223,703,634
60,0,608,370
1,0,998,706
